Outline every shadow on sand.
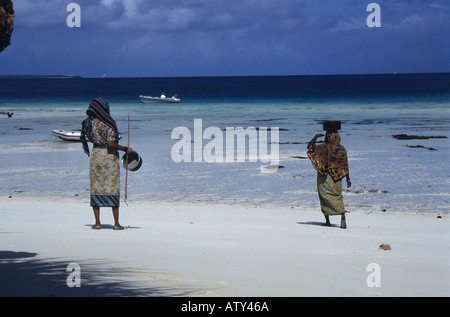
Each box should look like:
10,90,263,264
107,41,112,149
0,250,195,297
85,224,142,230
296,221,340,228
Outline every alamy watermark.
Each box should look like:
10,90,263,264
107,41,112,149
366,3,381,28
64,262,381,290
66,3,380,29
171,119,280,173
366,263,381,288
66,263,81,287
66,3,81,28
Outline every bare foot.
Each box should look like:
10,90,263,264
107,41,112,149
91,224,101,230
113,225,124,230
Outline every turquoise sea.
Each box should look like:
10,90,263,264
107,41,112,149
0,74,449,214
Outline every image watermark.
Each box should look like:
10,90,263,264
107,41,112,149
366,263,381,288
66,262,81,287
66,3,81,28
171,119,280,173
366,3,381,28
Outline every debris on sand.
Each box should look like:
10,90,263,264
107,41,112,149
392,134,447,140
405,145,437,151
379,243,391,251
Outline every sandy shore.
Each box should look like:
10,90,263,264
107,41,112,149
0,196,448,297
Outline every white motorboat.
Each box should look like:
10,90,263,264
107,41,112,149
52,129,122,142
52,129,82,141
139,93,181,103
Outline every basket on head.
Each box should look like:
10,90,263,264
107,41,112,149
323,120,341,132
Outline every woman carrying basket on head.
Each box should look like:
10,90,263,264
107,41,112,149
81,97,133,230
307,124,351,229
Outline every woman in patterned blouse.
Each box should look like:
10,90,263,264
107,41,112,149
81,97,133,230
307,131,351,229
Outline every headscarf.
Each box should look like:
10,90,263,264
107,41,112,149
307,132,349,181
81,97,119,156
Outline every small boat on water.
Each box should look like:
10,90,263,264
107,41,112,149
139,93,181,103
52,129,82,141
52,129,122,142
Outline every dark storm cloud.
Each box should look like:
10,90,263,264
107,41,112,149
4,0,449,77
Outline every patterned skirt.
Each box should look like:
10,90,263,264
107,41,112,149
317,172,345,216
90,147,120,207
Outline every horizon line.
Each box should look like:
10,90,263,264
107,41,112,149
0,72,449,79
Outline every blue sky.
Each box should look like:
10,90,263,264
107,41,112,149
1,0,449,77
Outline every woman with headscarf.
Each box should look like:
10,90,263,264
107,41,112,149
307,131,351,229
81,97,133,230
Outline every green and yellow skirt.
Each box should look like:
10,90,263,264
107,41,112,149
89,146,120,207
317,172,345,216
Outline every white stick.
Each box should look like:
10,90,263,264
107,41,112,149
125,113,130,205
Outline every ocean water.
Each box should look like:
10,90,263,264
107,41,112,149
0,74,449,214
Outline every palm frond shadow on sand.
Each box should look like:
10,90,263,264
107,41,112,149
0,250,195,297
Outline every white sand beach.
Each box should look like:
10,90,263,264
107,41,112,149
1,196,448,297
